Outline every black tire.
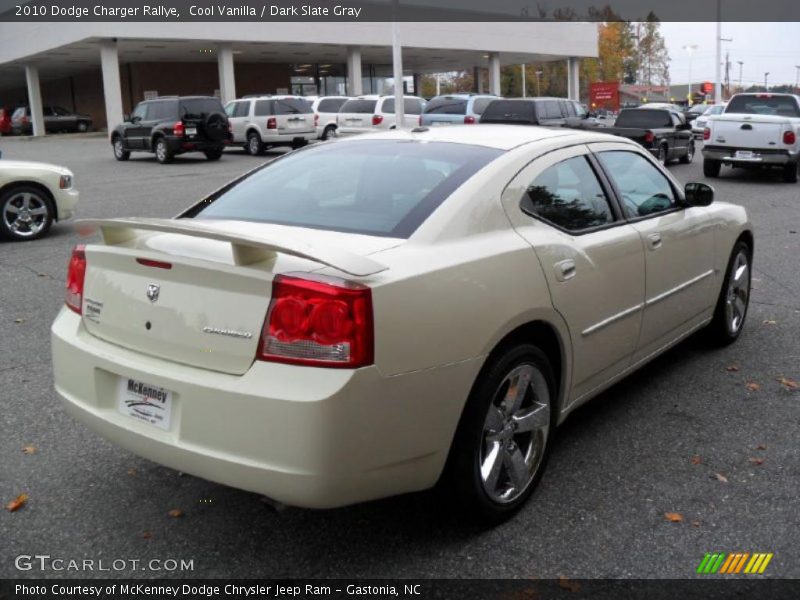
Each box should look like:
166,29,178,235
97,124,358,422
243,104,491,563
0,185,54,241
706,239,752,346
246,131,264,156
703,158,721,178
781,161,798,183
154,137,173,164
680,141,695,164
444,343,556,524
291,139,309,150
321,125,336,141
76,121,89,133
204,149,223,161
202,112,228,143
657,144,669,166
112,136,130,161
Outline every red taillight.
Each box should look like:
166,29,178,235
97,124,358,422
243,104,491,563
644,130,655,144
703,127,711,141
22,116,29,124
783,130,796,145
136,257,172,270
65,245,86,314
267,117,277,129
314,113,319,127
173,121,185,137
258,274,373,368
372,114,383,126
464,115,476,124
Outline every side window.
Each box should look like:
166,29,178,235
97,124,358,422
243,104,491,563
597,151,677,218
563,101,577,117
224,102,236,117
382,98,395,113
131,103,148,121
671,113,682,127
573,102,587,118
542,101,562,119
234,101,250,117
254,100,273,117
318,98,345,113
522,156,614,232
471,97,492,115
404,98,422,115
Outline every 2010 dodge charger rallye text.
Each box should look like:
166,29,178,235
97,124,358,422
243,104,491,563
52,126,753,522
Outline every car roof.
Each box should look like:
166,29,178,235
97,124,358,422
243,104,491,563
341,123,624,151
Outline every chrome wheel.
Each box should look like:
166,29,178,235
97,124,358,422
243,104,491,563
2,190,50,238
686,142,694,161
155,141,166,162
114,139,124,157
480,363,550,504
658,145,668,165
724,249,750,335
248,134,261,155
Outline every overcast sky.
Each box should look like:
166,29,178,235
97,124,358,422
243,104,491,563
660,22,800,88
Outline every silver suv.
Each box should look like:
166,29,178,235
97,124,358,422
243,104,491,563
225,95,316,155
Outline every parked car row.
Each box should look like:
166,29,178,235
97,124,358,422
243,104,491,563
1,105,93,135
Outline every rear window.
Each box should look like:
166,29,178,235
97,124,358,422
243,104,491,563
382,98,423,115
318,98,347,113
725,95,800,117
340,99,377,114
186,140,502,238
180,98,224,117
424,97,468,115
614,109,672,128
471,97,493,115
540,101,563,119
480,100,536,124
274,98,312,115
149,101,178,121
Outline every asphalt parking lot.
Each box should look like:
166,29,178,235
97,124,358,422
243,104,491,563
1,135,798,579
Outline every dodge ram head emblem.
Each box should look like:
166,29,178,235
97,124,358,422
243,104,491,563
146,283,160,303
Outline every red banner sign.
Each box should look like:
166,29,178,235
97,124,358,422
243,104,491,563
589,82,620,111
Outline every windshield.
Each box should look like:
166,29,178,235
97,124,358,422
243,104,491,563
614,109,672,128
185,140,502,238
726,95,800,117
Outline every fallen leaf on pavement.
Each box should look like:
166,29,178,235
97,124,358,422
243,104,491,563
756,444,767,450
22,445,37,455
762,319,777,325
664,512,684,522
13,318,25,324
745,382,761,391
127,468,137,476
6,494,28,512
37,272,48,277
691,520,702,528
168,509,183,518
690,456,702,465
778,377,798,390
749,458,765,465
558,577,581,593
713,473,729,483
142,532,152,539
725,365,740,372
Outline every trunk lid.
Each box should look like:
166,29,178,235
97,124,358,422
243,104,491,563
708,114,793,148
78,218,396,375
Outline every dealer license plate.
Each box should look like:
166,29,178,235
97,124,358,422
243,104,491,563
185,127,197,136
735,150,755,159
116,377,173,430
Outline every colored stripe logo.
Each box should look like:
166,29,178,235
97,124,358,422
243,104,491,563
696,552,773,574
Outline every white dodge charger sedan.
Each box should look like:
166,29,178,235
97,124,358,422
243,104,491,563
0,159,79,240
52,125,752,521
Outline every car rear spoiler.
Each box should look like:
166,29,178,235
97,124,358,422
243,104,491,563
75,218,389,277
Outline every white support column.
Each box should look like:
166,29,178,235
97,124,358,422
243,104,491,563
488,52,501,96
346,46,363,96
24,64,45,137
217,43,236,104
521,64,527,98
567,57,580,101
391,20,405,128
99,40,123,133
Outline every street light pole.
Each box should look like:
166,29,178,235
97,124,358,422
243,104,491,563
737,61,743,92
521,64,526,98
683,44,698,104
535,70,543,96
764,72,769,92
715,0,722,104
795,65,800,94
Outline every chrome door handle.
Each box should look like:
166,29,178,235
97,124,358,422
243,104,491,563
554,259,576,281
647,232,662,250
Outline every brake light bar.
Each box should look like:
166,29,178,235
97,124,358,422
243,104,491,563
258,274,374,368
65,245,87,314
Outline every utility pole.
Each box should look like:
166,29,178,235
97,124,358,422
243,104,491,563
535,70,543,96
715,0,722,104
796,65,800,93
521,64,527,98
683,44,698,104
764,72,769,92
737,61,743,92
724,51,730,99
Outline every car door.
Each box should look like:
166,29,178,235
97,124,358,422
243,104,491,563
669,112,690,158
592,144,715,361
52,106,76,131
501,145,646,406
125,102,150,149
225,100,249,142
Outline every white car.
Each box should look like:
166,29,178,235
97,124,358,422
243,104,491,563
225,95,316,155
0,159,79,240
337,95,426,134
692,103,726,138
306,96,350,140
52,126,752,521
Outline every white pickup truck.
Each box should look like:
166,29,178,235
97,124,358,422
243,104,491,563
702,93,800,183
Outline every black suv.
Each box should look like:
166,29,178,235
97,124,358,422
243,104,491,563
111,96,230,164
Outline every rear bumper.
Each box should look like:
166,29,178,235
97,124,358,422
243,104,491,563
165,137,227,153
262,131,316,144
51,309,478,508
702,146,798,165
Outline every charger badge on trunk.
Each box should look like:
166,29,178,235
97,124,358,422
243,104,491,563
146,283,160,303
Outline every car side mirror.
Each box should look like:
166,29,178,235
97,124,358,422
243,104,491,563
685,182,714,206
587,111,597,118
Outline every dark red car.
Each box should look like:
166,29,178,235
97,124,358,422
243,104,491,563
0,107,12,135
